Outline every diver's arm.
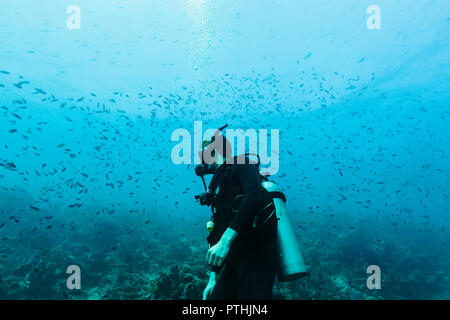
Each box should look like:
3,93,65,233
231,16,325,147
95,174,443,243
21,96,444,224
204,233,235,298
208,270,217,282
206,163,263,269
229,162,266,233
220,227,238,244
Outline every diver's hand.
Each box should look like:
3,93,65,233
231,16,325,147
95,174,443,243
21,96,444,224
206,240,231,268
206,228,238,268
199,191,214,206
203,272,216,300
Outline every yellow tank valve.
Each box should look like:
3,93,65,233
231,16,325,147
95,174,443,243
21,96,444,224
206,221,215,232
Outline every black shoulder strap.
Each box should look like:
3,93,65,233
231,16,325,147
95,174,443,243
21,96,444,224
269,191,287,203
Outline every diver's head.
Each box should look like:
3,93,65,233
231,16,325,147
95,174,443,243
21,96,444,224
196,125,230,176
194,126,230,203
200,136,226,172
194,142,221,177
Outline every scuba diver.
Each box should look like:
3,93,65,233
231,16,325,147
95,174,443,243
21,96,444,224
195,125,279,300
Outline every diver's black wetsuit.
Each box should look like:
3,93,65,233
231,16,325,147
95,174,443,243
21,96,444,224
207,158,278,300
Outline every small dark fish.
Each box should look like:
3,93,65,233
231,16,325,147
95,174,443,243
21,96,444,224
33,88,47,95
13,81,30,89
0,161,17,171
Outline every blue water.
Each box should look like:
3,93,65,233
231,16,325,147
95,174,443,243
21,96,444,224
0,0,449,299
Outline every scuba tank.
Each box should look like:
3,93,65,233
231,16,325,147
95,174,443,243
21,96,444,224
261,180,308,282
